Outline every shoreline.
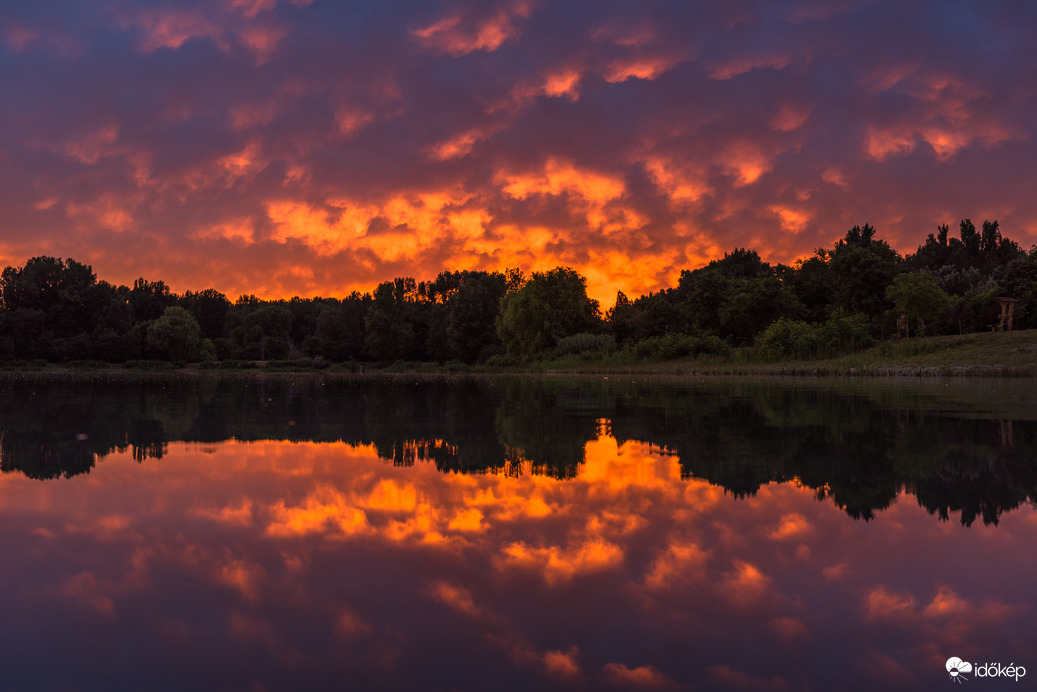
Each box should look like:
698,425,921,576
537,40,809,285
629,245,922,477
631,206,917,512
3,329,1036,379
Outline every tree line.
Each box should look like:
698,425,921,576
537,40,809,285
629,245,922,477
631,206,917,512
1,218,1035,364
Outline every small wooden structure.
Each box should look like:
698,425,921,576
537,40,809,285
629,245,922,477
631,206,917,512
994,297,1017,332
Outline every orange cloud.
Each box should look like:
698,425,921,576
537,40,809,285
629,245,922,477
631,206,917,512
230,0,278,21
218,140,266,181
63,125,120,165
603,662,674,688
863,127,917,161
265,485,369,537
65,194,136,232
581,437,682,489
709,53,793,80
542,649,581,677
821,167,848,187
722,560,772,607
191,500,254,526
770,616,809,640
591,23,656,48
541,69,583,98
363,479,419,512
191,218,257,245
448,507,485,532
334,609,372,637
769,205,811,235
707,664,790,691
508,643,583,678
500,159,625,204
428,581,491,619
119,6,225,52
506,67,585,107
238,22,288,64
770,104,811,132
217,552,265,602
721,142,772,186
768,512,812,539
605,56,682,83
864,585,916,620
411,1,533,56
424,125,504,160
498,538,624,585
111,0,293,61
643,157,711,205
643,540,709,589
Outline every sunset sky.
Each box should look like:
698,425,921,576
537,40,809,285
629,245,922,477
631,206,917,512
3,0,1036,304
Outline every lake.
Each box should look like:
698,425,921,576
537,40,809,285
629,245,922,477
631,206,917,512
0,373,1034,691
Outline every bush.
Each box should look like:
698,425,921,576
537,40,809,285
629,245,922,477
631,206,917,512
124,359,180,371
67,360,107,370
756,313,872,360
818,313,872,353
633,332,729,360
0,359,48,371
210,359,259,369
556,332,616,356
265,359,330,371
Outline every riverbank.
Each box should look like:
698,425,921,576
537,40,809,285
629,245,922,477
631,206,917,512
3,329,1036,378
546,329,1037,377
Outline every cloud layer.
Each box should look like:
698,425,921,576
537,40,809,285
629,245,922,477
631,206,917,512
3,0,1036,303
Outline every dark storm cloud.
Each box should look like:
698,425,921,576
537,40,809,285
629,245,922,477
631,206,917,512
1,0,1036,301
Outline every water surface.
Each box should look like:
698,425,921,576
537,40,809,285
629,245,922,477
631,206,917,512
1,374,1035,690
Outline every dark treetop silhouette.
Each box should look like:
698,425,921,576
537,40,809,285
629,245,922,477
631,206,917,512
0,219,1032,364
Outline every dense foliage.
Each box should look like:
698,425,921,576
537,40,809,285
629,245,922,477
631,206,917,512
1,219,1033,364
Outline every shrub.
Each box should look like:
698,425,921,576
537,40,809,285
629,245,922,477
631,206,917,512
124,359,180,371
556,332,616,356
755,318,819,360
266,359,330,371
756,313,872,360
67,360,107,370
633,332,729,360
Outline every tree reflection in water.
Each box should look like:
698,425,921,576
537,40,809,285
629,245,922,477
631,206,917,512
2,373,1034,525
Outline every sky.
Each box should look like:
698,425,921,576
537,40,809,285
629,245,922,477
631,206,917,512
3,0,1037,305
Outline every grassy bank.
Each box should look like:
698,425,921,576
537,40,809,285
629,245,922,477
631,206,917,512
4,329,1037,378
544,329,1037,376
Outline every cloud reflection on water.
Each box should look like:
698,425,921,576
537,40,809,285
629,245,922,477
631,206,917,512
0,430,1033,690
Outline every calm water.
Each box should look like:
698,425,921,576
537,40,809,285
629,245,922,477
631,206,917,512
1,373,1035,691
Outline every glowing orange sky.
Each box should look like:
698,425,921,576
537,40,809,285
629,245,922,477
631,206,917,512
2,0,1036,304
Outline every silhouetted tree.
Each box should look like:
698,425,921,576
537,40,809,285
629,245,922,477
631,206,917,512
180,288,231,339
885,272,953,336
365,278,419,360
130,278,176,324
829,224,901,325
497,267,601,356
146,307,206,360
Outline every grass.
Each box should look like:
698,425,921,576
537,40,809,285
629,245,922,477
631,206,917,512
553,329,1037,377
5,329,1037,378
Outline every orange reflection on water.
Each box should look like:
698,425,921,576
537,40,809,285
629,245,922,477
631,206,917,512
2,428,1035,691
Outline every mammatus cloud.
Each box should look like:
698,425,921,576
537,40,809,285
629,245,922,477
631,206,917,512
2,0,1037,303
